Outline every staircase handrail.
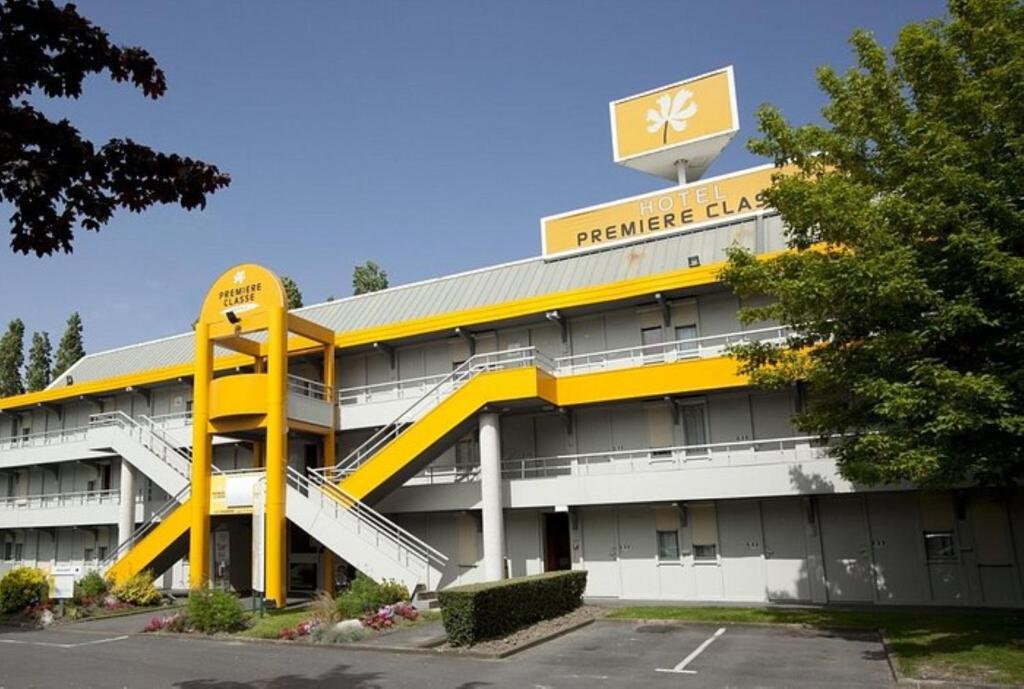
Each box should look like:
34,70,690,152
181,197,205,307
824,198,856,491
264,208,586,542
318,346,544,481
289,466,447,569
101,484,191,569
89,410,220,477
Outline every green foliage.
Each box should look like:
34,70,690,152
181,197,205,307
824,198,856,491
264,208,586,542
53,312,85,380
73,570,109,603
0,318,25,397
438,570,587,647
721,0,1024,487
0,0,229,256
0,566,49,613
308,590,339,625
281,276,303,309
352,260,389,295
25,331,51,392
187,586,249,634
335,573,409,619
110,570,161,606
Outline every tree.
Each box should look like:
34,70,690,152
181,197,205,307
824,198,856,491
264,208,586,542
0,319,25,396
0,0,230,256
720,0,1024,488
25,331,51,392
352,260,389,295
53,312,85,379
281,276,303,309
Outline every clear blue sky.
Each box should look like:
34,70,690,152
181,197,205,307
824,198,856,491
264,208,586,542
1,0,945,354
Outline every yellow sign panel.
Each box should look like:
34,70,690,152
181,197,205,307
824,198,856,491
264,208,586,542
198,263,286,328
610,67,737,162
209,472,263,515
541,164,793,258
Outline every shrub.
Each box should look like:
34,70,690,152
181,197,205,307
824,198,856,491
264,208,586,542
438,570,587,646
74,571,108,604
336,573,409,619
0,567,50,614
187,587,249,634
143,612,184,633
110,570,162,606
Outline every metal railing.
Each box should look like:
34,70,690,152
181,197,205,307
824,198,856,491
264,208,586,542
147,411,194,428
89,411,198,478
501,436,831,480
0,488,123,510
318,347,550,481
553,325,791,375
338,371,451,407
0,424,91,452
101,484,190,570
288,374,331,401
287,467,447,572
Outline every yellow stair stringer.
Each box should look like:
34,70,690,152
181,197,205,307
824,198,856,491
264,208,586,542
106,499,192,584
340,355,747,503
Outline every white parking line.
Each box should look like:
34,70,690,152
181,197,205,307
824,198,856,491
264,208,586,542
655,627,726,675
0,634,128,649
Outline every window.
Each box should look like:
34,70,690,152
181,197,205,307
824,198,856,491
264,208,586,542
84,548,94,562
924,531,957,561
657,530,680,560
693,544,717,561
98,546,108,560
641,326,664,347
680,402,709,458
674,324,698,357
3,542,11,561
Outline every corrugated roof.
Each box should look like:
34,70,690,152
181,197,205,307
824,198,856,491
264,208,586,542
51,215,783,389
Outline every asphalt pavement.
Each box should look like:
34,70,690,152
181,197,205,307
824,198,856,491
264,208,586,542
0,612,895,688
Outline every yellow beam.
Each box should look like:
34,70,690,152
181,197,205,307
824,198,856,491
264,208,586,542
216,335,263,358
288,314,335,345
189,325,213,590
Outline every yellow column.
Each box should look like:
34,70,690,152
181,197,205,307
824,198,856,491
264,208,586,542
264,305,289,606
189,325,213,589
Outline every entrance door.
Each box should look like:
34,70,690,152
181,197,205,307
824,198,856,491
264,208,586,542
718,500,765,601
617,506,659,599
819,496,875,602
762,498,811,601
543,512,571,572
580,508,620,597
868,493,928,604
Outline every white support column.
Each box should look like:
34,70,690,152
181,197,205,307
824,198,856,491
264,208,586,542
675,159,689,186
479,412,505,581
118,459,136,547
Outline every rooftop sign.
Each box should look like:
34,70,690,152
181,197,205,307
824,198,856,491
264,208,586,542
610,66,738,181
541,164,791,259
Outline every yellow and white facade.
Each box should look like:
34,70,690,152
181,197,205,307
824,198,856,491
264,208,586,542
0,69,1022,608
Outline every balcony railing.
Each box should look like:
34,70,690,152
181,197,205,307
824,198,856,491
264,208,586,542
552,325,791,375
148,411,193,429
403,436,831,486
0,424,91,452
338,372,451,407
0,488,124,510
288,374,331,401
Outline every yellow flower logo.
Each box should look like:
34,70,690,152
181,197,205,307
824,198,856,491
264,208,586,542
646,88,698,145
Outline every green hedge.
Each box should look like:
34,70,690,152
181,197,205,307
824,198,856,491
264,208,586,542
438,570,587,646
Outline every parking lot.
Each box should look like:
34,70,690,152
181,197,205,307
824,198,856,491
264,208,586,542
0,614,896,688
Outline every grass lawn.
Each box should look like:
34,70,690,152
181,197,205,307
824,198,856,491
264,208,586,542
607,606,1024,685
241,606,312,639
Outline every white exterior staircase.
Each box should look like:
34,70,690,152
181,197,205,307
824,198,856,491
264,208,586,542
286,467,447,593
88,411,193,496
